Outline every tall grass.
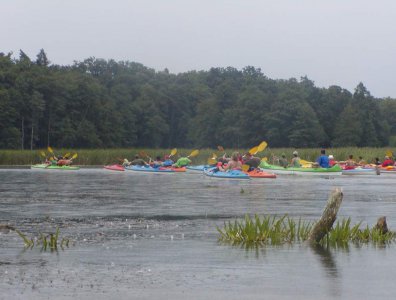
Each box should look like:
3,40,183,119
218,215,395,248
0,147,393,165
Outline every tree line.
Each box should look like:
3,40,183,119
1,49,396,149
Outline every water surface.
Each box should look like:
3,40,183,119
0,169,395,299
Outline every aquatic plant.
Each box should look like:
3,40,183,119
217,215,395,248
14,227,70,251
0,147,393,165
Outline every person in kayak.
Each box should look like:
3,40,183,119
173,157,192,168
279,153,288,168
344,155,356,169
243,152,260,170
316,149,329,168
162,155,174,167
382,156,394,167
151,156,163,168
374,157,381,166
290,151,301,167
219,152,242,171
328,155,336,167
357,156,366,166
130,155,148,166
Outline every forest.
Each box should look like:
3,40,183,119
1,49,396,150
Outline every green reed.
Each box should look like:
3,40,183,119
0,147,393,165
15,227,70,251
218,215,395,247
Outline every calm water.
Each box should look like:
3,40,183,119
0,169,395,299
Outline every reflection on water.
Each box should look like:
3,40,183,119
0,169,396,299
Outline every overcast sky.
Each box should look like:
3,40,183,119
2,0,396,97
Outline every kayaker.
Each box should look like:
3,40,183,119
130,155,148,166
374,157,381,166
382,156,394,167
122,158,130,167
162,155,174,167
151,156,163,168
328,155,336,167
358,156,366,166
219,152,242,171
344,155,356,169
243,152,260,170
290,151,301,167
316,149,329,168
173,157,192,168
279,153,288,168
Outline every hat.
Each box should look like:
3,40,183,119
281,153,286,157
329,155,334,159
293,151,298,155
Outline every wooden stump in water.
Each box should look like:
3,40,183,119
308,188,343,244
0,224,15,234
375,216,388,234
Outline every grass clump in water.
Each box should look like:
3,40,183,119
217,214,312,246
15,227,70,251
218,215,396,247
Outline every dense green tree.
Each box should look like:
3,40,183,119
0,49,395,149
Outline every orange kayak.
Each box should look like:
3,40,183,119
245,169,276,178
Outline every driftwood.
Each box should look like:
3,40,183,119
0,224,15,234
375,216,388,234
308,188,343,244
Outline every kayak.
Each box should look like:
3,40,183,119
245,169,276,179
31,164,80,170
104,164,125,171
380,166,396,174
125,165,174,174
162,166,186,172
204,167,250,180
186,165,211,172
342,167,379,175
260,161,342,176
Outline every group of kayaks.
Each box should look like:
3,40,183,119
30,162,396,179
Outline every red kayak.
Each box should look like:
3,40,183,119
104,164,125,171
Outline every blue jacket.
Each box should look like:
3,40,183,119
317,155,329,168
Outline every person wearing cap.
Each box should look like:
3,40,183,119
328,155,336,167
316,149,329,168
279,153,288,168
290,151,301,167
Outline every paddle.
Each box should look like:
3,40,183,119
242,164,250,172
63,152,71,159
248,146,258,156
40,151,46,158
169,148,177,157
48,146,55,157
386,150,393,158
187,149,199,158
207,158,217,165
256,141,268,153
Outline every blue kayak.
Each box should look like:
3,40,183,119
203,167,250,179
125,165,174,174
186,165,211,172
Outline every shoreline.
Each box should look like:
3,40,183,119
0,165,104,169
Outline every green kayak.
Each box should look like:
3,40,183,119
259,161,342,176
31,164,80,170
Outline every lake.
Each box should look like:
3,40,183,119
0,169,395,299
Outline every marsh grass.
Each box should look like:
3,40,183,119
15,227,70,251
218,215,395,248
0,147,393,165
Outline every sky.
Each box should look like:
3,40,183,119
2,0,396,98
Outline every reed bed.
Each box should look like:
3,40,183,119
0,147,393,165
218,215,395,248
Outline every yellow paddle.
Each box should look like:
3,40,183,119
257,141,268,153
187,149,199,158
170,148,177,157
248,146,258,155
48,146,54,156
40,151,46,157
207,158,217,165
63,152,71,158
386,150,393,157
242,164,250,172
71,153,78,160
